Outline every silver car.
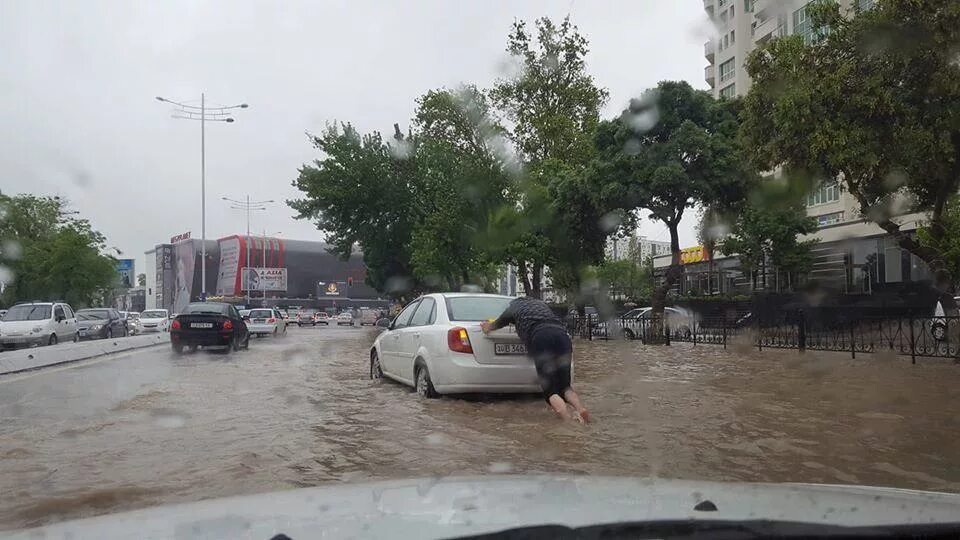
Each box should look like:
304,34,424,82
370,293,561,397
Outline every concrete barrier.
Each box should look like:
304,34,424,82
0,333,169,376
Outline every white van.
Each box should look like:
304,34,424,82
0,302,79,349
359,308,379,326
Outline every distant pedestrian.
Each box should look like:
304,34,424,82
481,296,590,423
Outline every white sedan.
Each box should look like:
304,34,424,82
369,293,547,398
139,309,169,332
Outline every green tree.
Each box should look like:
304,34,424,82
740,0,960,293
918,195,960,291
490,16,609,298
593,81,749,315
595,257,653,302
289,124,422,298
0,193,117,308
721,199,819,292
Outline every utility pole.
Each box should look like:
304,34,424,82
156,94,248,301
223,196,273,305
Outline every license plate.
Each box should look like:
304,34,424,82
190,322,213,328
254,319,266,323
494,343,527,355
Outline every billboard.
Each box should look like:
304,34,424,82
317,281,347,297
116,259,135,288
243,268,288,292
216,236,241,296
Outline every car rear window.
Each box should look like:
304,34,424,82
250,309,273,318
183,303,229,315
445,296,513,322
141,311,166,318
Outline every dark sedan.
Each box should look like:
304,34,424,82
76,308,128,340
170,302,250,354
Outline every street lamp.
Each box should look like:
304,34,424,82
223,196,274,304
156,94,248,301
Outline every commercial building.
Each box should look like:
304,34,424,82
144,234,385,313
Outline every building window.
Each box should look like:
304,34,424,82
720,9,727,23
729,5,734,18
720,83,736,99
815,211,843,227
719,57,735,82
857,0,875,11
793,2,826,45
776,14,788,37
744,0,753,12
807,180,840,206
730,30,735,45
722,34,728,50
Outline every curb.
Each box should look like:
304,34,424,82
0,334,169,376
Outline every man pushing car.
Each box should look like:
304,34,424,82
481,296,590,423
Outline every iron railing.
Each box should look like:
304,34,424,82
566,312,960,363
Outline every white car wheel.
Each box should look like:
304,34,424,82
370,351,383,380
415,364,438,399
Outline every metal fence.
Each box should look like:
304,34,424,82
567,313,960,363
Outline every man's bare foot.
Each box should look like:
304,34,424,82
576,410,590,423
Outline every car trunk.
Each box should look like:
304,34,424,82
461,323,530,366
178,313,229,334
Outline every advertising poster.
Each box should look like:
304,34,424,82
243,268,287,292
116,259,135,288
216,237,241,296
173,241,195,312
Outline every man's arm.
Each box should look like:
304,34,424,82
481,302,516,334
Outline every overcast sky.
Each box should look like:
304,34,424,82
1,0,711,272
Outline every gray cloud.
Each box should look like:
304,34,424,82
0,0,707,266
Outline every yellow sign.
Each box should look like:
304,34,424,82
680,246,710,265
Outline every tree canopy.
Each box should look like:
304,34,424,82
740,0,960,293
0,193,118,308
593,81,749,312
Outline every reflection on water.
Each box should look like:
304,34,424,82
1,329,959,529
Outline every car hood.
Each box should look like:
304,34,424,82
8,476,960,539
76,319,106,329
0,320,46,333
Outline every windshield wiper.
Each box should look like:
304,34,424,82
447,519,960,539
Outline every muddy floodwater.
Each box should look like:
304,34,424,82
1,327,959,530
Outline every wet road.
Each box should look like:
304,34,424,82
2,326,960,530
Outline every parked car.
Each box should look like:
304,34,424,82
245,308,286,337
370,293,562,398
76,308,128,340
297,309,320,327
139,309,169,332
359,309,379,326
119,311,142,335
0,301,79,349
337,311,354,326
170,302,249,354
316,311,330,325
599,306,694,339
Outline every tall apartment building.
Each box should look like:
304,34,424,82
605,234,671,262
663,0,931,297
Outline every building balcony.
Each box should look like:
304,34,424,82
705,65,715,87
753,14,777,44
753,0,772,18
704,40,714,61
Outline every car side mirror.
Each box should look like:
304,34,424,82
376,318,391,329
56,315,65,322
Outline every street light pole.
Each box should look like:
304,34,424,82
156,94,248,301
223,196,273,305
261,230,281,304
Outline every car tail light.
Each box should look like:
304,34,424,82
170,319,181,330
447,327,473,354
222,320,234,331
267,318,276,323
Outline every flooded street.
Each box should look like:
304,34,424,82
2,327,960,531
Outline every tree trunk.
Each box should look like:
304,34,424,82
518,261,533,297
651,222,682,316
531,262,543,299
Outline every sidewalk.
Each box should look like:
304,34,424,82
0,333,169,376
